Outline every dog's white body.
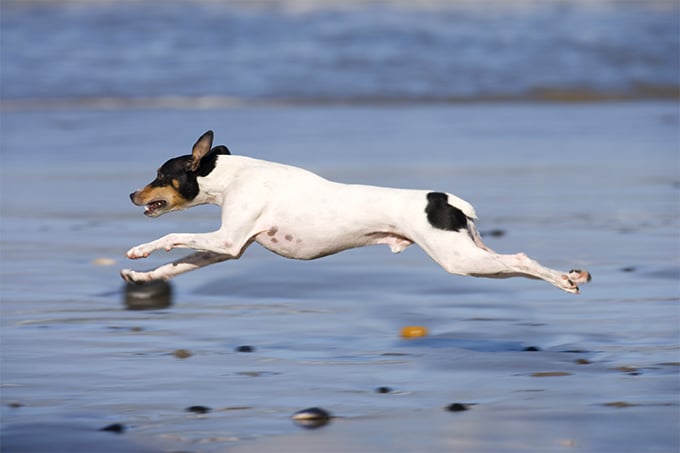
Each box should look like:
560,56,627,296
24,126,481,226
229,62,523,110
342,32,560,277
122,133,590,294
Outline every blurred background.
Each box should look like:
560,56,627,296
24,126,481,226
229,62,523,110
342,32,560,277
2,0,677,107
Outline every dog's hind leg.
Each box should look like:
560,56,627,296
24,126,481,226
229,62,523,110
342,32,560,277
121,251,231,282
414,228,590,294
463,251,591,294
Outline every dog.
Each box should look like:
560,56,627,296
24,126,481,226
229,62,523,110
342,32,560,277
121,130,591,294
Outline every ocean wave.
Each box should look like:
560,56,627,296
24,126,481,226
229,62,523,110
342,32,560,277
3,86,677,112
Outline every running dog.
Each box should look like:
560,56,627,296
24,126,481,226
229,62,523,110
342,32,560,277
121,131,591,293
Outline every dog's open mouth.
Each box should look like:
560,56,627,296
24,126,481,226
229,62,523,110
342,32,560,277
144,200,167,215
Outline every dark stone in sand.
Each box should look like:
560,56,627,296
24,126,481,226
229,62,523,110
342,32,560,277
621,266,637,273
531,371,572,377
235,345,255,353
603,401,637,408
186,405,211,414
99,423,126,434
291,407,331,429
523,346,541,352
481,229,506,238
615,366,641,376
173,349,192,359
124,280,172,310
445,403,469,412
375,386,392,393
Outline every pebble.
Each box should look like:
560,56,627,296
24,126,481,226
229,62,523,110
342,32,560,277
291,407,332,429
445,403,469,412
186,405,211,414
603,401,636,408
400,326,428,338
124,280,172,310
99,423,126,434
531,371,572,377
481,229,506,238
615,366,640,375
375,386,392,394
173,349,192,359
235,345,255,353
523,346,541,352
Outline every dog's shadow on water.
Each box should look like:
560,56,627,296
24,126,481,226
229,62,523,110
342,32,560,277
192,257,506,301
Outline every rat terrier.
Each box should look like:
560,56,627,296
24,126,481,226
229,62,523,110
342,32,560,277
122,131,591,294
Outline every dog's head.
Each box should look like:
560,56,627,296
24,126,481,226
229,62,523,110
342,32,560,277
129,130,230,217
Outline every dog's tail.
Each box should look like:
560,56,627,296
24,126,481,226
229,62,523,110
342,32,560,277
444,193,492,252
445,192,477,220
443,192,489,250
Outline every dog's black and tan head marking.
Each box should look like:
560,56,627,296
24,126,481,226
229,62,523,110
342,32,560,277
425,192,468,231
129,130,230,217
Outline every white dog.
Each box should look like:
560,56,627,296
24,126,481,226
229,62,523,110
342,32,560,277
121,131,591,294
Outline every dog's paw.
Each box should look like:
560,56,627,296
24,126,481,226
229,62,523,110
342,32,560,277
126,245,152,260
568,269,592,285
120,268,144,282
557,269,591,294
120,268,135,282
120,268,154,283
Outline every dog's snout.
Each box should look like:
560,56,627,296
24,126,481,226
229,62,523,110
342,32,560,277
129,192,137,203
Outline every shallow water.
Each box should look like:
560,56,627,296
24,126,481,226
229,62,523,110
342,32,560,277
1,102,678,452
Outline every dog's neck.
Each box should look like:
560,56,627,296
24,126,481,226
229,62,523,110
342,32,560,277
194,154,244,207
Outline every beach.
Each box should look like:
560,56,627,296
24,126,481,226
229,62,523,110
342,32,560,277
1,101,678,452
2,0,679,451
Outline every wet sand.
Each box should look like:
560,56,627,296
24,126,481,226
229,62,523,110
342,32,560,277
1,102,678,452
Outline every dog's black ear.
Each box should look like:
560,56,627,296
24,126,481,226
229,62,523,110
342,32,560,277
189,130,214,172
210,145,230,155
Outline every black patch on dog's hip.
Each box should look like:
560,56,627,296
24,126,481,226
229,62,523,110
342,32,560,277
425,192,468,231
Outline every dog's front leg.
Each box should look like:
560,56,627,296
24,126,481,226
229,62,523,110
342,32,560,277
126,232,240,259
121,251,231,282
126,233,191,259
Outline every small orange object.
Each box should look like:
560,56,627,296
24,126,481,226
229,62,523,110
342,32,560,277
400,326,428,338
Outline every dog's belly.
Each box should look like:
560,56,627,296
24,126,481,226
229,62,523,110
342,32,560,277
254,227,413,260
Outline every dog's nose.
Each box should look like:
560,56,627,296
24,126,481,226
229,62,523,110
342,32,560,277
129,192,137,203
